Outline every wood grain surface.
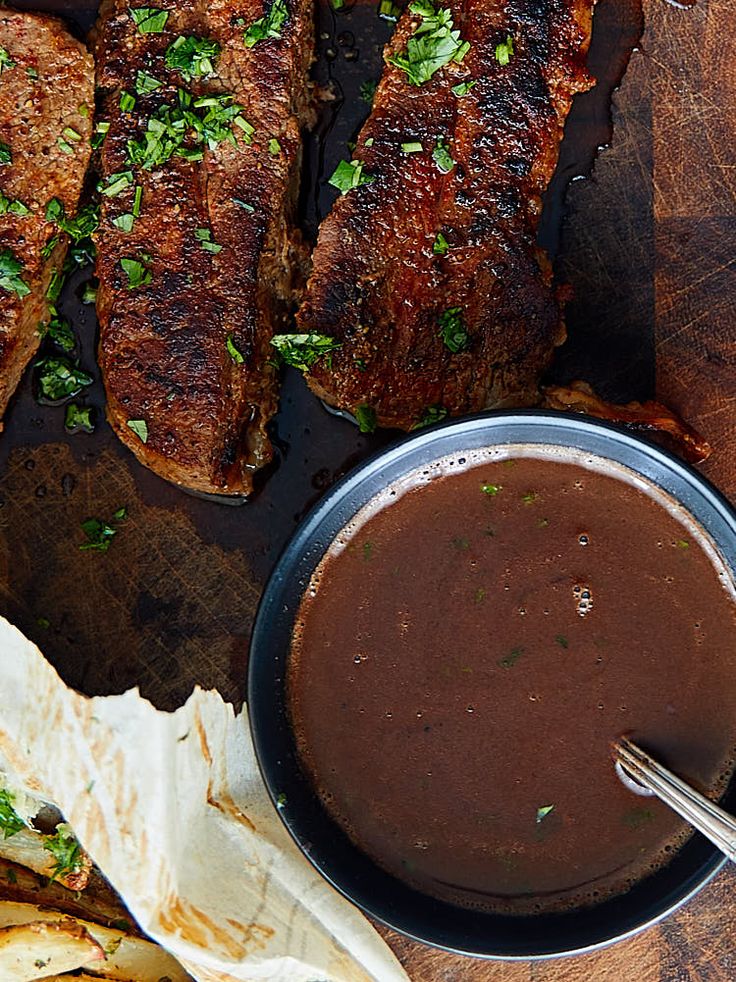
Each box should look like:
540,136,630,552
0,0,734,979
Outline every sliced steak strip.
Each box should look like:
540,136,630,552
0,11,94,425
93,0,313,495
297,0,596,430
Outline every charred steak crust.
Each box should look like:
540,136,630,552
93,0,314,495
0,11,94,426
297,0,596,430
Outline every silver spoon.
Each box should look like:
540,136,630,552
613,737,736,863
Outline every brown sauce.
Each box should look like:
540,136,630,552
288,452,736,913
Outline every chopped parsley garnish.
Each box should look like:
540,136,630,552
412,404,448,429
401,141,423,153
365,137,374,148
474,587,486,604
126,91,252,171
63,127,82,144
432,137,455,173
100,171,134,197
45,199,100,242
452,79,476,97
677,538,690,550
165,35,221,80
268,138,282,155
438,306,468,352
495,34,514,66
378,0,402,20
127,418,148,443
120,90,137,113
113,213,135,233
328,158,375,194
522,491,537,505
536,805,554,824
195,227,223,254
120,256,152,289
499,646,524,669
42,313,75,353
432,231,449,255
65,403,94,433
333,0,345,8
129,6,170,33
43,824,84,881
0,47,15,74
244,0,289,47
0,190,29,217
91,121,111,150
0,790,24,839
0,249,30,298
226,335,245,364
82,283,98,305
481,483,501,495
270,333,342,371
360,79,377,104
355,404,377,434
0,141,11,166
387,0,469,86
555,635,569,649
57,137,75,155
135,70,163,95
36,358,93,401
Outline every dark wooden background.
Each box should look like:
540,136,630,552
2,0,735,978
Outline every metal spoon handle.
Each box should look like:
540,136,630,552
614,738,736,863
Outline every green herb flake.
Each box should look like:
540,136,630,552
127,418,149,443
135,70,163,95
276,792,288,808
332,0,345,10
364,137,374,148
536,804,554,824
0,190,29,217
45,199,99,242
195,227,223,254
474,587,486,604
119,90,137,113
5,867,17,883
268,138,282,155
63,127,82,143
100,171,134,198
495,34,514,67
432,137,455,174
355,404,377,434
79,519,115,551
91,121,111,150
57,137,75,155
270,333,342,371
328,158,375,194
522,491,537,505
0,47,15,74
36,358,93,402
387,0,470,86
0,142,11,166
378,0,401,19
401,140,423,153
677,539,690,550
43,824,84,881
244,0,289,48
452,79,476,97
165,35,221,79
27,67,39,81
37,617,50,629
112,213,135,232
360,79,377,104
64,403,95,433
82,283,98,305
132,186,143,218
412,404,448,430
481,483,501,496
554,635,568,650
120,256,152,290
438,306,468,352
0,790,24,839
0,249,30,298
499,646,524,669
129,6,170,33
226,335,245,365
42,314,75,353
432,231,450,255
362,541,374,562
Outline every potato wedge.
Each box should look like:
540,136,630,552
0,918,104,980
0,829,91,891
0,903,190,981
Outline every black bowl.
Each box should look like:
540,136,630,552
248,410,736,959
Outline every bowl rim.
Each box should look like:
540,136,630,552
248,409,736,959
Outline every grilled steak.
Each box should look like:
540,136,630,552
93,0,313,495
0,11,93,425
297,0,596,430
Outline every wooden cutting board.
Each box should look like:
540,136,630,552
0,0,734,979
